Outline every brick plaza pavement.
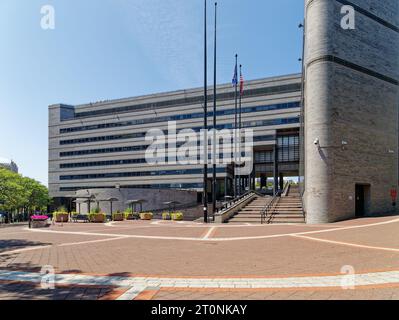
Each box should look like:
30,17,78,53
0,216,398,300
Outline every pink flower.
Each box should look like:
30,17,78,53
31,215,49,221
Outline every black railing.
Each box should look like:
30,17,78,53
216,190,262,215
261,190,280,224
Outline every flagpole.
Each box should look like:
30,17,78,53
234,54,238,199
212,2,218,218
239,64,243,195
203,0,208,223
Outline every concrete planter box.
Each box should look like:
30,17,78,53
89,214,106,223
54,213,69,223
32,220,49,229
112,213,124,221
124,213,140,220
140,212,153,220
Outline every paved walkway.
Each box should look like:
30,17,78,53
0,216,398,300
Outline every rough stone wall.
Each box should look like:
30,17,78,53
304,0,399,223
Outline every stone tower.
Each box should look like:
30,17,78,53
304,0,399,223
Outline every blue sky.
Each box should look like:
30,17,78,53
0,0,304,185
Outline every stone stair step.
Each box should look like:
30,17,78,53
265,214,304,219
268,218,305,224
233,214,261,219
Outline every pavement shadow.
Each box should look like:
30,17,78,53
0,239,51,254
0,281,114,300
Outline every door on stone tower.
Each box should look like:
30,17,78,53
355,184,366,217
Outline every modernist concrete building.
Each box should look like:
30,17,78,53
49,75,302,211
48,0,399,223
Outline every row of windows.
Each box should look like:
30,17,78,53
60,167,227,181
60,183,204,192
277,135,300,147
60,154,237,169
59,134,275,158
254,148,300,164
59,117,299,145
254,135,300,164
60,102,300,134
67,84,301,120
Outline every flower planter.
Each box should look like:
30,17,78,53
89,213,106,223
124,213,140,220
31,217,49,229
140,212,153,220
54,213,69,223
171,212,184,221
112,213,124,221
162,212,171,220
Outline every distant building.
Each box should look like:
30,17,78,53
0,157,18,173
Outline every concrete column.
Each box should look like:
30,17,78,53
279,172,284,191
304,0,399,223
260,174,267,189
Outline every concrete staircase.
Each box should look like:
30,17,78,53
228,196,272,224
227,185,305,224
265,186,305,224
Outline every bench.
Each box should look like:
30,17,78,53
72,215,89,223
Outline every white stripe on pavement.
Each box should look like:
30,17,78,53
0,270,398,290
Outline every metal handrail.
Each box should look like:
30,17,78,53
261,190,280,224
261,182,290,224
281,181,291,197
216,190,263,215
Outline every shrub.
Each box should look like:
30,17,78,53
57,206,67,213
90,207,101,214
53,211,69,223
124,207,133,213
162,212,171,220
171,212,184,221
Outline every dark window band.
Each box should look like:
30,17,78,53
60,167,227,181
307,55,399,86
60,135,275,164
66,83,301,121
60,117,300,146
60,102,300,134
60,134,276,157
60,183,204,192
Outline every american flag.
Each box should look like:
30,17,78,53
232,64,238,86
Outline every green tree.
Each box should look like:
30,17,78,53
21,177,51,214
0,168,51,221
